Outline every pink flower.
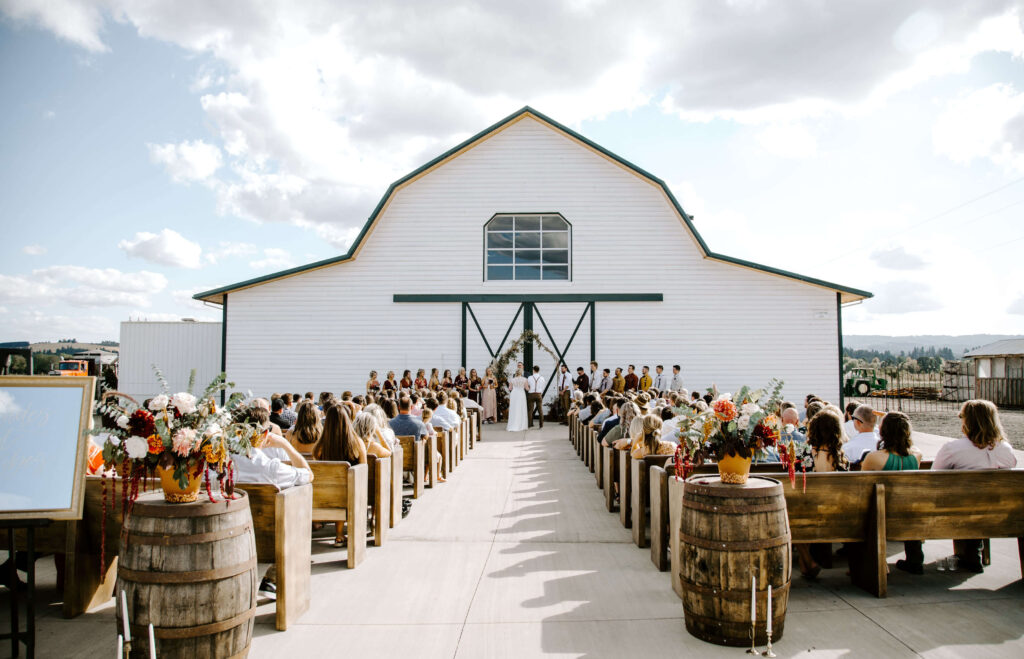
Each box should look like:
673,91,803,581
172,428,197,457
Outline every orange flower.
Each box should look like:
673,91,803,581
147,434,164,454
713,399,738,422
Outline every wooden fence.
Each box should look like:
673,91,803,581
975,377,1024,408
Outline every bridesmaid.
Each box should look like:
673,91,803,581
454,367,469,396
428,368,441,391
400,369,413,390
481,367,498,424
442,369,453,389
366,370,380,395
414,369,428,390
468,369,482,404
383,371,397,393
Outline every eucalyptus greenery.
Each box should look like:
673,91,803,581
487,330,560,419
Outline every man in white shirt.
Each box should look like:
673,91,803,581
653,365,667,392
843,404,880,464
527,366,546,429
589,361,600,391
556,364,573,424
670,365,684,392
432,392,462,428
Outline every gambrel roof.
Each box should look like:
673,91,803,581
195,106,872,305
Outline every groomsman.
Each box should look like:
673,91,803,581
653,365,667,391
589,361,600,391
639,366,652,391
670,364,684,392
598,368,613,394
624,365,639,391
574,366,589,393
557,364,573,423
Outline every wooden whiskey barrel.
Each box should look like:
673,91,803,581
678,475,790,646
117,491,257,658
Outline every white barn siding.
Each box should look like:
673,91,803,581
225,117,841,402
119,321,222,401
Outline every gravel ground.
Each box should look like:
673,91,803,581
906,408,1024,450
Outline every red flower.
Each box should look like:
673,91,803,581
147,434,164,455
128,409,155,438
712,399,738,422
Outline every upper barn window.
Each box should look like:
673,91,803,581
484,214,571,281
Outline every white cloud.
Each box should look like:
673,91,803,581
249,248,294,271
32,265,166,292
21,244,46,256
118,228,203,268
147,139,223,182
865,280,944,314
755,123,817,158
0,0,108,52
870,246,928,270
933,83,1024,171
43,109,55,119
204,241,258,264
1008,296,1024,315
0,390,21,416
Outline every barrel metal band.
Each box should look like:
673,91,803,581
118,556,256,584
679,531,791,551
683,607,785,629
684,477,782,498
680,576,791,601
132,606,256,640
127,523,252,547
131,492,249,518
683,499,786,514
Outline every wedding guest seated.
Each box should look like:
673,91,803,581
419,407,445,482
603,402,639,448
432,392,462,428
315,405,387,546
353,412,394,456
860,411,925,574
800,400,825,432
364,404,399,449
799,394,820,422
589,398,612,430
843,404,879,464
843,401,859,439
577,394,598,422
630,414,674,459
794,409,849,578
932,399,1017,573
389,396,429,442
595,398,622,443
659,407,681,444
780,408,807,444
305,391,315,402
285,400,321,453
380,397,398,420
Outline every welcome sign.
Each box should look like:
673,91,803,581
0,376,95,520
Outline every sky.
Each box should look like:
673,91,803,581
1,0,1024,343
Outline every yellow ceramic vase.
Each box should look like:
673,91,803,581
156,465,203,503
717,453,753,484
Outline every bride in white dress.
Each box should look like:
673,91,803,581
506,368,529,432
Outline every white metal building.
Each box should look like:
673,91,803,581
119,321,222,402
194,108,871,403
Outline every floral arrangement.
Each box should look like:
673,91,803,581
93,369,261,502
486,329,559,420
674,379,784,477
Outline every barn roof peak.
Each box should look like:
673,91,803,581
195,106,872,304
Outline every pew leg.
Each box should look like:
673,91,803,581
849,483,887,598
982,538,991,567
1018,537,1024,579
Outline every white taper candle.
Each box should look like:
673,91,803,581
751,576,756,623
766,586,773,635
148,623,156,659
117,634,123,659
121,591,131,642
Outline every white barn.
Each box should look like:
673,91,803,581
194,107,871,404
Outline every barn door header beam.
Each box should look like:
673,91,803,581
394,293,662,303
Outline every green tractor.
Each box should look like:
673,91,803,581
843,368,887,397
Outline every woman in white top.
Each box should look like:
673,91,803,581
932,399,1017,572
506,367,529,432
363,403,399,450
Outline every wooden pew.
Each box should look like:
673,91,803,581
603,445,618,512
650,463,670,571
631,454,672,548
307,461,368,568
433,427,451,480
365,455,392,546
595,435,604,489
424,432,439,488
397,435,425,499
388,442,404,528
618,450,632,528
241,483,313,630
660,468,1024,598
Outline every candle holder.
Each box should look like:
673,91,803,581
762,632,777,658
746,625,759,655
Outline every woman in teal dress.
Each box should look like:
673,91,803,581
861,411,924,573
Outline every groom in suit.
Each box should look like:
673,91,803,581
527,366,546,428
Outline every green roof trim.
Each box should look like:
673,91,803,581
194,106,872,304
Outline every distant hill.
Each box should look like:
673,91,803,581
28,341,119,354
843,334,1023,356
